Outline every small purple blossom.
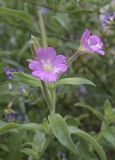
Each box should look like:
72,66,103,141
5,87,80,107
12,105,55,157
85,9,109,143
103,12,115,26
5,106,25,123
39,6,49,14
58,152,67,160
81,29,105,55
4,66,22,80
4,67,13,80
29,47,68,82
5,112,25,123
5,113,16,122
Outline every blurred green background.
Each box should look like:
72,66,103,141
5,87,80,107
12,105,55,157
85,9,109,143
0,0,115,159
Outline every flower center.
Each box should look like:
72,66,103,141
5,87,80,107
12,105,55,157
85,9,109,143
90,42,101,49
42,60,53,72
43,64,52,72
87,39,101,49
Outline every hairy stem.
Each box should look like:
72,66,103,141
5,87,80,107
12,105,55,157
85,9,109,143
67,51,80,65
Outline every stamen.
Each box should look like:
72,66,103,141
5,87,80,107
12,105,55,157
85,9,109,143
42,60,53,72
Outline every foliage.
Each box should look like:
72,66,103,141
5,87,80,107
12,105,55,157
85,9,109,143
0,0,115,160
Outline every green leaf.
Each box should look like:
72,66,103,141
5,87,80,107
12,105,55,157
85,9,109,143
76,140,97,160
65,116,81,127
38,11,47,48
74,103,104,120
22,131,47,158
0,7,34,29
0,121,21,135
21,148,37,157
7,131,25,160
0,121,43,134
65,114,89,127
104,99,112,118
21,123,43,131
68,126,107,160
102,127,115,148
13,72,41,87
0,82,19,97
109,114,115,124
53,13,69,29
48,114,78,155
33,131,46,152
103,100,115,124
0,7,32,25
56,78,95,86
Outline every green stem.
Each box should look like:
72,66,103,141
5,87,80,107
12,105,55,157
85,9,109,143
67,51,80,65
41,81,51,111
29,11,55,160
30,35,40,51
50,85,56,114
38,11,56,114
35,12,56,159
38,11,47,48
41,81,56,114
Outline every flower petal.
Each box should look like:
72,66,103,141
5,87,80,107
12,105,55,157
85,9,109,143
29,60,42,71
36,47,56,62
81,29,90,43
90,35,103,48
32,70,57,82
81,29,93,52
53,55,68,73
36,48,45,60
97,50,105,55
54,55,66,63
46,47,56,62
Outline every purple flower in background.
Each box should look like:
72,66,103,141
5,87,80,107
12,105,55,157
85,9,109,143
81,29,105,55
103,12,115,26
29,47,68,82
58,152,67,160
4,67,13,80
5,112,25,123
39,6,49,14
5,113,16,122
4,66,22,80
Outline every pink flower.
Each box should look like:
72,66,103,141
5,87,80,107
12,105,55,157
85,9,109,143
81,29,105,55
29,47,68,82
